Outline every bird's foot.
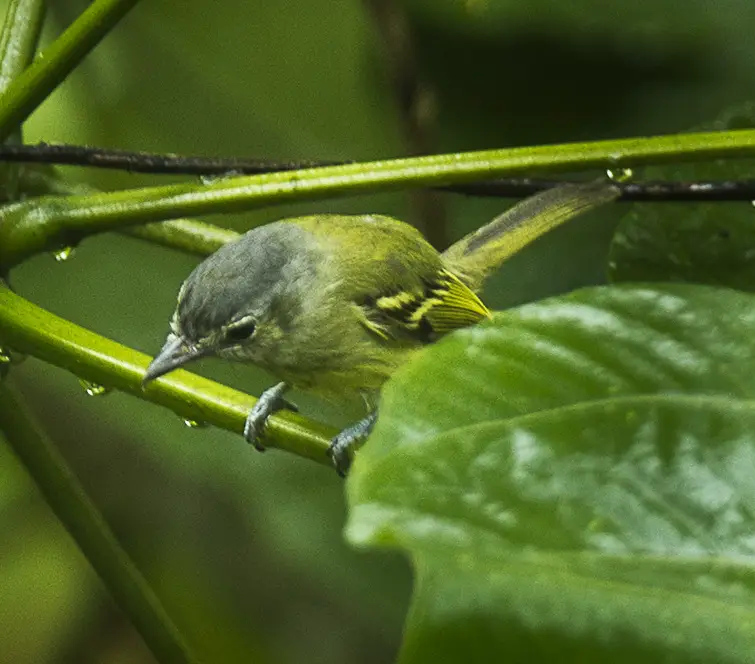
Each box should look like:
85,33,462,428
243,382,292,451
327,410,378,477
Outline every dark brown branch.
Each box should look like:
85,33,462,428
1,141,338,173
4,142,755,202
445,178,755,202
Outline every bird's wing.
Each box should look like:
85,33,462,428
357,267,490,344
291,213,491,344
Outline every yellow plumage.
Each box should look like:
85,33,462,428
146,182,619,472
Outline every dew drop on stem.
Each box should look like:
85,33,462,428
79,379,111,397
53,246,75,262
0,346,10,379
606,167,633,183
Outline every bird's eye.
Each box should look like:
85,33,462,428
225,320,256,342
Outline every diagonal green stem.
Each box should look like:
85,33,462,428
126,218,240,255
0,0,46,196
0,380,199,664
3,128,755,269
0,0,46,92
0,282,335,464
16,165,241,255
0,0,141,141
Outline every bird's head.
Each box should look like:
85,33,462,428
143,223,314,385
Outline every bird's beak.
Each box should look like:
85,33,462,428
142,334,206,388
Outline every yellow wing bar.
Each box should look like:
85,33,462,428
360,269,490,343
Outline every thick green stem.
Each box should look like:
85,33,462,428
0,0,46,91
17,164,241,255
3,128,755,269
0,380,198,664
126,219,240,256
0,0,45,196
0,282,334,464
0,0,141,141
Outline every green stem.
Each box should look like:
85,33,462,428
0,0,45,197
0,380,198,664
0,0,141,141
0,282,334,464
17,164,241,255
3,128,755,268
0,0,46,91
126,219,240,256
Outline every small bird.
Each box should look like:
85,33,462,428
143,182,618,475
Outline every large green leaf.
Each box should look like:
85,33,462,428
609,103,755,290
346,284,755,663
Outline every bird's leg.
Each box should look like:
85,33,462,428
327,409,378,477
243,382,294,452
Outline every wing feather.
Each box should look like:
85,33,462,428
359,269,490,343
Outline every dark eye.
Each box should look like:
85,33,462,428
225,320,256,342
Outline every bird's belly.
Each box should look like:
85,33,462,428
268,342,419,399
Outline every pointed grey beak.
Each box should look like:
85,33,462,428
142,334,206,387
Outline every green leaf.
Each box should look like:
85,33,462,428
347,284,755,663
609,103,755,290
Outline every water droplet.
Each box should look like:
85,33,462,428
0,346,10,379
79,379,111,397
183,418,208,428
0,346,26,371
606,167,633,183
53,246,74,262
200,170,241,185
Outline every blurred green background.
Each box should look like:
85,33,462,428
2,0,755,662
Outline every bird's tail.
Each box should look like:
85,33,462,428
442,182,620,291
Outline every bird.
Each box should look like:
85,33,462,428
143,182,618,475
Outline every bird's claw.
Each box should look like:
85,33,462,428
243,382,291,452
327,410,378,477
327,432,353,478
243,404,269,452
